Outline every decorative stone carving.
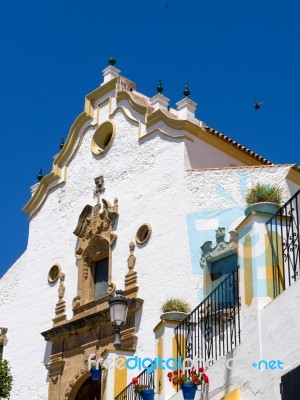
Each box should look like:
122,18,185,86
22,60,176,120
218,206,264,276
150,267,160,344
200,227,239,268
73,176,118,306
53,271,67,326
58,272,65,300
83,257,89,280
124,240,139,299
127,241,136,270
0,327,8,346
72,296,81,308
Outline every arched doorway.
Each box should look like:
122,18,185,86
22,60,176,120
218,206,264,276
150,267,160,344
75,377,101,400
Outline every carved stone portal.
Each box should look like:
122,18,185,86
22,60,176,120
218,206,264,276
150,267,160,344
73,176,118,306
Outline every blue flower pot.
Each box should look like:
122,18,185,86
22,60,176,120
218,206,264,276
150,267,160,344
140,388,154,400
90,368,102,381
181,382,197,400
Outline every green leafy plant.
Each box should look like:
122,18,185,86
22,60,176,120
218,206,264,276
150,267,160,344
245,183,283,205
0,355,13,399
161,298,191,313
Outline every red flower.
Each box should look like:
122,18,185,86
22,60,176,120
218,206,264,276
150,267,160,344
167,372,172,378
198,367,204,372
132,377,138,385
203,374,209,383
192,377,198,384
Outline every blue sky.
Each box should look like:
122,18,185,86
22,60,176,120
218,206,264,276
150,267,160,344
0,0,299,277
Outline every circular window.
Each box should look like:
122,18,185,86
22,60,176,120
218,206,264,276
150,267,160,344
48,265,61,283
136,224,152,245
91,121,115,155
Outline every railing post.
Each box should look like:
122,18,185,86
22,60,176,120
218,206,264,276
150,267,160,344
154,315,186,399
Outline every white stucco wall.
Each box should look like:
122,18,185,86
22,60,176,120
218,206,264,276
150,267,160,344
1,73,299,400
184,134,245,170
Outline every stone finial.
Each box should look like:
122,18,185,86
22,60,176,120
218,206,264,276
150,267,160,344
127,241,136,270
58,272,65,300
53,271,67,326
183,83,190,97
108,57,116,66
124,240,138,298
37,168,43,182
157,80,163,94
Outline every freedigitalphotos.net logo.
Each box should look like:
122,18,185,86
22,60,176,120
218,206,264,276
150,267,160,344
251,360,284,370
88,354,214,375
88,354,284,374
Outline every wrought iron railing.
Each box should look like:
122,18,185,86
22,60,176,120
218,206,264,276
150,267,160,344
175,269,241,369
266,188,300,298
114,363,155,400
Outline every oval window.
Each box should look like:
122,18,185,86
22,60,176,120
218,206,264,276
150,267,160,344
91,121,115,155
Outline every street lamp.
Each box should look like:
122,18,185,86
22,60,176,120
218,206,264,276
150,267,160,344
108,290,129,348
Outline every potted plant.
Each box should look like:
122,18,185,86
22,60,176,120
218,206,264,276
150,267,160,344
244,183,283,217
90,362,103,381
167,368,209,400
160,297,191,321
132,377,154,400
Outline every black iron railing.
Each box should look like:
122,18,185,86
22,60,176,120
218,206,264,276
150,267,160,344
114,363,155,400
175,269,240,369
266,188,300,298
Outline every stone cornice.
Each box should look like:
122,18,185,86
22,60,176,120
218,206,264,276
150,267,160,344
41,297,143,341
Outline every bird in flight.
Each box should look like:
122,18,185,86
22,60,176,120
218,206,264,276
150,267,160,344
254,101,264,109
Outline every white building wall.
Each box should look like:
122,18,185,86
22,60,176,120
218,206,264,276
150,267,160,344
0,77,299,399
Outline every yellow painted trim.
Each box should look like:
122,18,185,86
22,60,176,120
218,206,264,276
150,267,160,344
114,355,127,398
157,338,163,394
219,387,241,400
244,235,253,306
110,105,141,125
146,110,269,166
117,90,148,115
142,128,184,140
172,336,179,391
153,320,183,333
91,120,116,156
84,78,118,117
287,166,300,186
95,97,110,122
23,113,92,217
102,368,107,400
265,232,274,299
266,229,285,295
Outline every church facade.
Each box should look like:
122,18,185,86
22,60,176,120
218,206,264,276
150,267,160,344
1,61,300,400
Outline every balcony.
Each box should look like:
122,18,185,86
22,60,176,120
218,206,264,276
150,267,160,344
266,188,300,298
175,269,241,371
